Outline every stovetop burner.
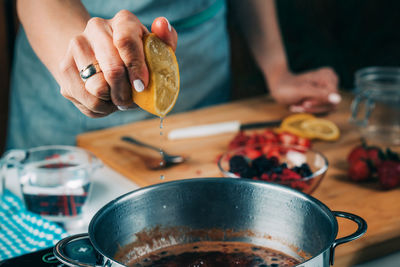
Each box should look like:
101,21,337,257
0,236,97,266
0,247,64,267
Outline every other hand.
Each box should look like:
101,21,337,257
268,67,341,114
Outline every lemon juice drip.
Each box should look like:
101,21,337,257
160,117,165,180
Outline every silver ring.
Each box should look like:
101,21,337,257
79,63,101,82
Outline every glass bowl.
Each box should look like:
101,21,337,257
218,143,328,194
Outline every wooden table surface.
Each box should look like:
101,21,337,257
77,93,400,266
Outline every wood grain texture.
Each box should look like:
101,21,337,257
77,93,400,266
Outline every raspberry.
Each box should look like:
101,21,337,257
290,180,310,191
280,169,302,180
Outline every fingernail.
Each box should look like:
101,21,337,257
162,17,171,32
117,104,136,111
328,93,341,104
117,105,129,111
303,101,313,108
290,106,305,113
133,79,144,92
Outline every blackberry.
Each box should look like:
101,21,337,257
252,155,274,175
271,166,283,174
292,163,313,177
241,168,257,179
229,155,255,178
292,166,301,173
280,162,288,169
269,156,280,167
229,155,249,173
300,163,313,177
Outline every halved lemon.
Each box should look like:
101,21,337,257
280,113,316,138
132,33,180,117
301,118,340,141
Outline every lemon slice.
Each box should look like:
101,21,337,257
301,118,340,141
280,113,316,138
132,33,180,117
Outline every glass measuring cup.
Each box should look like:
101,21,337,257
350,67,400,145
0,146,102,223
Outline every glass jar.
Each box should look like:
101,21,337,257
350,67,400,145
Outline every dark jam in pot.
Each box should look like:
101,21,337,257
117,241,301,267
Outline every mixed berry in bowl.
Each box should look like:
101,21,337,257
218,143,328,194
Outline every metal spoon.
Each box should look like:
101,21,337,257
121,136,186,166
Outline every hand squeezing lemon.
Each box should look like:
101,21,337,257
132,33,180,117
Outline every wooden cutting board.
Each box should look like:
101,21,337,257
77,93,400,267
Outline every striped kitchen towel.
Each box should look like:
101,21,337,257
0,190,68,261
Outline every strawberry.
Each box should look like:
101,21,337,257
347,144,368,163
296,137,311,148
262,130,278,143
266,147,281,160
244,147,262,160
377,160,400,190
246,133,259,146
257,134,267,144
261,143,273,155
228,131,249,150
348,159,370,182
366,146,384,169
278,132,298,146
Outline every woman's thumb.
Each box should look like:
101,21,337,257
151,17,178,51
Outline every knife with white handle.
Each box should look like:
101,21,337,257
167,119,282,140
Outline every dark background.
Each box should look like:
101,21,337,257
229,0,400,99
1,0,400,153
0,0,16,154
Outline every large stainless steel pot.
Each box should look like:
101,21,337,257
54,178,367,267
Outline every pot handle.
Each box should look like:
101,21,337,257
349,89,374,127
330,211,367,265
54,233,111,267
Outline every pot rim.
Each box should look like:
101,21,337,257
88,178,339,265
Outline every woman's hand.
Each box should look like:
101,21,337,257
268,67,341,114
58,11,178,117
